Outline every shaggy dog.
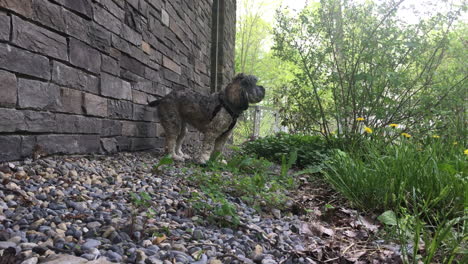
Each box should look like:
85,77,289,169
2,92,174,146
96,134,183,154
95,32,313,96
148,73,265,164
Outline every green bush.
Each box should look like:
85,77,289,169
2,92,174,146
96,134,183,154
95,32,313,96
242,132,330,168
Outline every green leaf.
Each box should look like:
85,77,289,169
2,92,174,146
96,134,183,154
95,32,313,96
377,210,397,226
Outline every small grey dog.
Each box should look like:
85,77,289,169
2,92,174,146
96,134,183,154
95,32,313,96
148,73,265,163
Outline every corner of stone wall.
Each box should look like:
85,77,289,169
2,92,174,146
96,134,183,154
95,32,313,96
0,0,235,162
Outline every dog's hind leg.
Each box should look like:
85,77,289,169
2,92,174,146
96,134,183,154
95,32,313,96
159,107,185,162
176,122,191,160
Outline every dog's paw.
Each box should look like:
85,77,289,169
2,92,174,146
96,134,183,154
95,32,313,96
182,153,191,160
172,154,185,162
196,154,210,164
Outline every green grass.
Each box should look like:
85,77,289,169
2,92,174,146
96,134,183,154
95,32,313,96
322,135,467,263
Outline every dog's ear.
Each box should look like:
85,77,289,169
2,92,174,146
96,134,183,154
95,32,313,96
240,75,258,89
233,73,246,81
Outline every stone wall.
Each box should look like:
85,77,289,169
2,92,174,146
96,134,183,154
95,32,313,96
0,0,237,162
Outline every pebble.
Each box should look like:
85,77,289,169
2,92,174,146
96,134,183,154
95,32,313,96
0,153,314,263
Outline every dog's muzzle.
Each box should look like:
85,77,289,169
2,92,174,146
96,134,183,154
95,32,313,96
247,85,265,103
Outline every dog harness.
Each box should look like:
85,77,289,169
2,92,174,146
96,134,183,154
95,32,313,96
211,94,241,136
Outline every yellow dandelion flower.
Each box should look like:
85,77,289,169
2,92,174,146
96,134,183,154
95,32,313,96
464,149,468,155
389,124,398,128
401,132,411,138
364,127,373,134
453,142,458,145
432,135,440,138
356,117,365,121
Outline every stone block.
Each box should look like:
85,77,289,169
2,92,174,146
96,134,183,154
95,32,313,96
163,68,180,84
64,8,90,42
36,135,77,155
141,41,151,54
69,38,101,73
0,136,21,161
24,110,56,132
0,108,25,132
83,93,107,117
88,23,111,53
147,0,163,10
0,43,50,80
12,16,68,60
97,0,125,20
131,137,158,151
120,54,145,77
133,104,157,122
93,5,122,35
101,54,119,75
18,79,60,111
108,99,133,119
0,12,9,41
79,135,101,153
32,0,66,32
0,70,17,107
153,84,171,97
124,3,142,33
102,119,122,136
101,137,117,153
161,9,169,26
121,121,137,136
136,122,157,137
111,34,131,55
56,0,92,18
163,56,181,75
145,67,161,81
55,114,101,134
0,0,33,17
20,135,37,159
36,135,100,155
132,90,148,105
121,24,142,46
59,87,83,114
116,136,131,151
52,61,99,94
101,73,132,100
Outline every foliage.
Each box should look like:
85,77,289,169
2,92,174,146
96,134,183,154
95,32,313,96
129,191,157,239
185,153,298,226
242,132,331,168
323,130,467,262
233,0,298,142
272,0,467,142
152,155,173,173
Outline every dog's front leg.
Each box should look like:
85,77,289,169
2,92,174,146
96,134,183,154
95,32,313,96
213,130,232,155
197,132,218,164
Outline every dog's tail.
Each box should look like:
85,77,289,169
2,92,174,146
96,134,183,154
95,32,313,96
148,99,161,107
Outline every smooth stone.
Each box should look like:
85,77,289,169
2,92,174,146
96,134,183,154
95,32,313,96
0,241,16,249
20,257,38,264
82,238,101,249
106,250,122,262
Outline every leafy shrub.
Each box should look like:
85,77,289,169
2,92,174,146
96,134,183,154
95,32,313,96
242,132,330,168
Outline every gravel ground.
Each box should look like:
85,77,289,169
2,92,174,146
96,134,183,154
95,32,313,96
0,152,399,264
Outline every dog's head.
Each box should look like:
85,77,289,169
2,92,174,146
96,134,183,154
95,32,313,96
223,73,265,112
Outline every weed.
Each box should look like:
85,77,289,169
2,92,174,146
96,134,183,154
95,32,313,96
152,155,174,173
129,191,157,240
185,152,299,227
